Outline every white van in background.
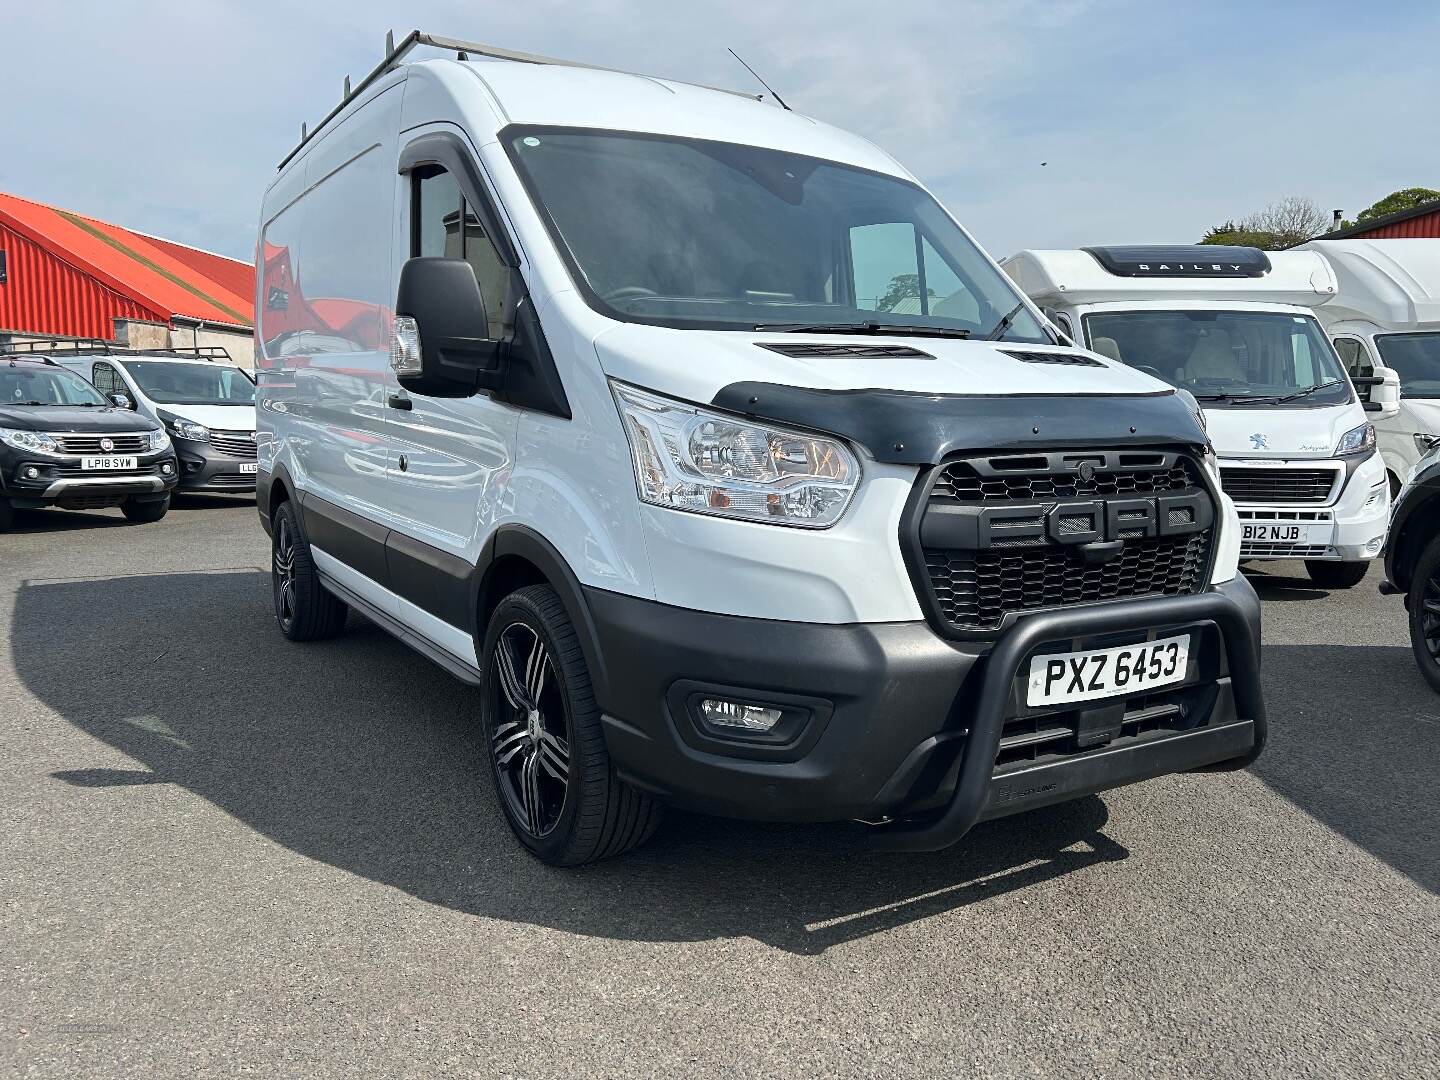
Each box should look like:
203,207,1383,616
38,343,260,494
1003,246,1399,588
254,31,1265,865
1293,239,1440,490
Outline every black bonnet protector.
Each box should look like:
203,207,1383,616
710,383,1208,465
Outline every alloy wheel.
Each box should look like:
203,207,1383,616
273,515,296,631
489,622,571,837
1420,570,1440,663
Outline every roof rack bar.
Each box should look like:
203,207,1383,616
278,28,763,170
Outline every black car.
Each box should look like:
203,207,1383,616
0,357,178,530
1381,451,1440,690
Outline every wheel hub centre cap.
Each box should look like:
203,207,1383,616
527,708,542,742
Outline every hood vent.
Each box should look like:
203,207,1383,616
756,342,934,360
1002,349,1104,368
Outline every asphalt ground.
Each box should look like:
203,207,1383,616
3,497,1437,1078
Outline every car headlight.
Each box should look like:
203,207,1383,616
611,381,860,528
0,427,61,456
147,428,171,453
1334,422,1376,457
168,416,210,442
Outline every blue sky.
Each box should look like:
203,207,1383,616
2,1,1435,263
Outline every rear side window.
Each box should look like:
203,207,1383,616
91,362,117,394
411,166,507,339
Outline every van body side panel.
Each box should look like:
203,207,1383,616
257,82,404,540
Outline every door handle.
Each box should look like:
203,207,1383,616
387,393,412,410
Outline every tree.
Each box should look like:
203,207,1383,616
1350,187,1440,226
876,273,936,313
1200,196,1330,249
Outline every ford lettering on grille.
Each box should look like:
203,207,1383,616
920,492,1214,551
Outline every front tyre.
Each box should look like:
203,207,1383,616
480,584,661,865
121,496,170,523
1305,560,1369,589
270,500,347,641
1407,534,1440,694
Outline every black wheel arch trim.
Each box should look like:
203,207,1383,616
1384,461,1440,595
709,382,1206,466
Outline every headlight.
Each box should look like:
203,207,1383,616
1413,433,1440,455
0,428,61,456
168,416,210,442
1334,422,1376,457
611,381,860,528
147,428,171,453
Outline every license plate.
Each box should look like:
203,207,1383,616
1242,522,1329,543
1027,633,1191,707
240,463,259,474
81,455,138,470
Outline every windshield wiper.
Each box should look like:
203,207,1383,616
984,301,1027,341
1191,392,1275,405
1273,380,1340,404
755,320,971,339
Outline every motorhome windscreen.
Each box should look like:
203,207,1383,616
123,361,256,406
0,366,108,406
503,126,1049,341
1376,333,1440,398
1083,311,1351,407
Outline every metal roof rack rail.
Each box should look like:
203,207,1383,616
279,28,763,170
0,337,119,356
131,345,234,362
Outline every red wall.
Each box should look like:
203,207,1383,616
0,221,162,340
1348,207,1440,239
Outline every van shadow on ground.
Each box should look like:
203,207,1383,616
15,570,1128,955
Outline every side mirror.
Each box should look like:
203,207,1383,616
391,257,502,397
109,392,134,410
1360,367,1401,420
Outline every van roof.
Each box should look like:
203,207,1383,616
1295,239,1440,329
1001,246,1338,308
278,30,910,181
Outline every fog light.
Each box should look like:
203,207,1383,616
698,698,783,732
24,466,39,479
161,463,174,475
1366,536,1384,555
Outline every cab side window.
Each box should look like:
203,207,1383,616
412,166,507,339
1333,337,1373,380
91,362,117,395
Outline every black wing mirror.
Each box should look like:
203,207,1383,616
392,257,502,397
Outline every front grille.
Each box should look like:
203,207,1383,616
52,433,149,454
205,473,257,488
915,450,1215,634
209,430,258,458
1220,467,1338,504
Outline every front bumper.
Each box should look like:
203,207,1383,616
2,454,178,507
590,576,1264,847
172,438,257,492
1233,453,1389,562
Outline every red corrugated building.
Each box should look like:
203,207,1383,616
0,191,255,364
1322,199,1440,240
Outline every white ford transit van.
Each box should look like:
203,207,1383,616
1294,239,1440,491
1003,246,1398,589
255,32,1264,865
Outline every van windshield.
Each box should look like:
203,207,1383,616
1376,332,1440,398
503,126,1049,341
0,365,109,406
1083,310,1352,407
125,361,255,406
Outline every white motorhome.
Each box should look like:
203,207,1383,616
1003,246,1398,589
1293,239,1440,490
254,32,1265,865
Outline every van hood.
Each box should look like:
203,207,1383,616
0,405,158,433
153,403,257,431
1204,402,1367,460
593,326,1169,402
593,326,1207,465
